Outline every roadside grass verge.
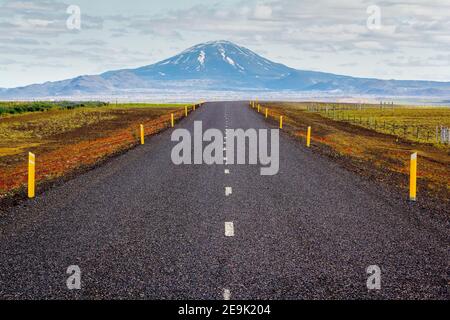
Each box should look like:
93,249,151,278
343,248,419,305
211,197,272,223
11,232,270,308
260,102,450,214
0,103,189,199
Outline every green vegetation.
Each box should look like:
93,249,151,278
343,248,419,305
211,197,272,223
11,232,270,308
0,101,189,116
0,101,108,116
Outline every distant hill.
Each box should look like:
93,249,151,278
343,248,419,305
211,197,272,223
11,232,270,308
1,40,450,98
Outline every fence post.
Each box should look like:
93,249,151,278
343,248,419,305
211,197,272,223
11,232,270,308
409,152,417,202
140,124,145,145
28,152,35,198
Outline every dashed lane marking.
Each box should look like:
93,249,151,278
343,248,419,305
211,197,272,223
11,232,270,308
225,222,234,237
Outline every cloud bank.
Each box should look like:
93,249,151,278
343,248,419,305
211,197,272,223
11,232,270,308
0,0,449,87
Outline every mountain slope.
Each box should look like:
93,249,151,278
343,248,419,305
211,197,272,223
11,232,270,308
2,40,450,98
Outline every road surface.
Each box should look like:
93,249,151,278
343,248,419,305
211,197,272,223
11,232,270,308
0,101,448,299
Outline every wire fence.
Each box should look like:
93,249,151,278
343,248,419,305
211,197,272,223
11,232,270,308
305,104,450,145
437,126,450,144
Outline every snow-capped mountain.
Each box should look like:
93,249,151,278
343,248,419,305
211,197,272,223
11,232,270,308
100,40,294,90
2,40,450,98
131,41,291,82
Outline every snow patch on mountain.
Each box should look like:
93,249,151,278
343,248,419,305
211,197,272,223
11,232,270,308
226,56,235,66
198,51,206,65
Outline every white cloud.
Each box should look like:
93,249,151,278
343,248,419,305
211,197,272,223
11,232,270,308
1,0,450,86
253,4,273,20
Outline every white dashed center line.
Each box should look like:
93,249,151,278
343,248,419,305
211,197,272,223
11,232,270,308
223,289,231,300
225,222,234,237
225,187,232,196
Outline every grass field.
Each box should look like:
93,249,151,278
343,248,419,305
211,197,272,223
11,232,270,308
258,102,450,213
0,101,108,116
0,102,191,198
266,102,450,146
317,106,450,145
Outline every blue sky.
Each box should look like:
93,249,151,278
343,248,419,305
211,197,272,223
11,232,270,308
1,0,450,88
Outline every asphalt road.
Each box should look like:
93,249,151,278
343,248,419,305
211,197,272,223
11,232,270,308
0,101,448,300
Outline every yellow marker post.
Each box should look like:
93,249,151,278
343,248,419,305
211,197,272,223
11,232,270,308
306,126,311,148
257,104,260,113
265,108,268,119
279,116,283,129
193,104,196,111
185,106,188,117
28,152,35,198
409,152,417,201
140,124,145,145
171,113,175,128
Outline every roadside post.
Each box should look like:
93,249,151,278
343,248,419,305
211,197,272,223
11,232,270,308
410,152,417,201
28,152,35,198
280,116,283,129
265,108,268,119
185,106,188,117
307,126,311,147
171,113,175,128
140,124,145,145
